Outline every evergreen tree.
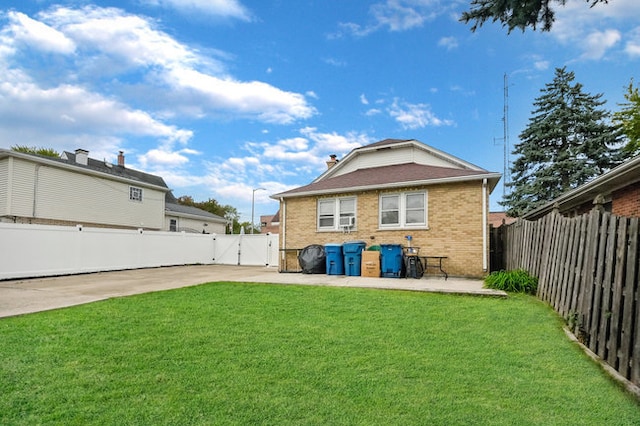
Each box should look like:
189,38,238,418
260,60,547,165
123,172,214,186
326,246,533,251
613,79,640,156
502,67,622,217
460,0,607,33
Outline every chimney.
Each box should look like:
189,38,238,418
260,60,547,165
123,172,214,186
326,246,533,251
117,151,125,167
326,154,338,169
75,149,88,166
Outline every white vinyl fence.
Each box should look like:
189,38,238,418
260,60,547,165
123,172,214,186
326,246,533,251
0,222,279,280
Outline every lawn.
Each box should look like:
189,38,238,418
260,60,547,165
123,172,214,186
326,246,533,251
1,283,638,425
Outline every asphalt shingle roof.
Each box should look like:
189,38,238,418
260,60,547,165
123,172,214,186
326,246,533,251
274,162,493,198
61,151,168,189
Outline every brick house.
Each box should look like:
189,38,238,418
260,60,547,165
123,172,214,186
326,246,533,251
522,154,640,220
260,210,280,234
271,139,501,278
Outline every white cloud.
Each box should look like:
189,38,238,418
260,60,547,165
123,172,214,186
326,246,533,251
624,27,640,58
138,148,191,168
438,36,458,50
0,75,192,145
143,0,252,21
331,0,455,37
580,29,621,60
323,57,347,66
552,0,640,60
168,67,316,124
0,4,316,146
388,98,454,129
41,6,204,71
360,94,369,105
370,0,434,32
155,128,373,220
6,11,75,54
534,60,550,71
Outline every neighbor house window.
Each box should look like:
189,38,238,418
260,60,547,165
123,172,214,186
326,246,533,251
317,196,356,230
169,219,177,232
379,191,426,228
129,186,143,202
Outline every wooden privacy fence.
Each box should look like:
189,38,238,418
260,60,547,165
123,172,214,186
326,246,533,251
503,207,640,387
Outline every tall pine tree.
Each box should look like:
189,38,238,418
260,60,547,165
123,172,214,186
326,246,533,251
613,79,640,156
502,67,622,217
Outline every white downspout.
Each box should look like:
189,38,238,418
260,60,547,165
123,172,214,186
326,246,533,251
482,178,488,272
280,198,286,264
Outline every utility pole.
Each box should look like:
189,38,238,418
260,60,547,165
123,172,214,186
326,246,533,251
251,187,265,234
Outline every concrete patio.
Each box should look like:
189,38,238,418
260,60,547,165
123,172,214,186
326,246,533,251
0,264,506,318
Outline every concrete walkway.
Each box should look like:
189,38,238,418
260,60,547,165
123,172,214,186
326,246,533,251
0,265,506,318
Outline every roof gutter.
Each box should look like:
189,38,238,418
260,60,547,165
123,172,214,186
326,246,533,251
272,173,502,200
165,209,227,223
522,155,640,220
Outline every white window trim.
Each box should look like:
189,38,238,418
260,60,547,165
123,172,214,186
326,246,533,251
317,196,357,231
379,191,428,230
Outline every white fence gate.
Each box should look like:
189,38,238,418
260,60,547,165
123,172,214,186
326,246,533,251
0,222,279,280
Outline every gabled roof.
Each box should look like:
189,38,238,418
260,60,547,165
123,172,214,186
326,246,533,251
61,151,168,189
522,154,640,220
0,149,170,191
164,192,227,222
165,202,227,223
272,138,501,199
313,138,486,183
273,162,500,199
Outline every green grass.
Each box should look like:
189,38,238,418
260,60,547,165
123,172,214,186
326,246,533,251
1,283,638,425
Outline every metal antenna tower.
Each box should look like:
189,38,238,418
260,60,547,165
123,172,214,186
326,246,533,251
502,73,510,199
493,73,511,201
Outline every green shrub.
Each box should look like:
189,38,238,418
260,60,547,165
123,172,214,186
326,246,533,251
484,269,538,294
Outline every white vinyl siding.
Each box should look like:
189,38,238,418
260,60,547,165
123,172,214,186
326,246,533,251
331,145,460,177
0,158,8,215
164,215,226,234
18,164,165,229
317,196,356,231
379,191,427,229
5,158,37,217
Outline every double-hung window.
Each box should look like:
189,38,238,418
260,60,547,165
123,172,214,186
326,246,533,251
379,191,426,228
318,196,356,231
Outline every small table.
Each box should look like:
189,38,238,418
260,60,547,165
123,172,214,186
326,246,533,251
279,248,303,273
420,256,448,280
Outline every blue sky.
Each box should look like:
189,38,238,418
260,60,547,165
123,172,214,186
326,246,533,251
1,0,639,223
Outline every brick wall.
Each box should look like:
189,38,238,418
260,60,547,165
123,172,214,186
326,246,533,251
612,181,640,217
278,181,489,277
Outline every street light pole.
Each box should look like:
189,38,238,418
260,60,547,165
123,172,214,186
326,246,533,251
251,187,266,234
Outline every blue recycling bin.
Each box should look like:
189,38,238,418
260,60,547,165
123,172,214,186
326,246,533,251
343,241,366,276
380,244,403,278
325,243,344,275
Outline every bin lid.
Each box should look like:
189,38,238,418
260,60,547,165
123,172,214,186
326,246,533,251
325,243,343,247
343,240,366,246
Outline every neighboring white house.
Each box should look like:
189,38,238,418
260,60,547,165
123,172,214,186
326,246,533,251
0,148,227,233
